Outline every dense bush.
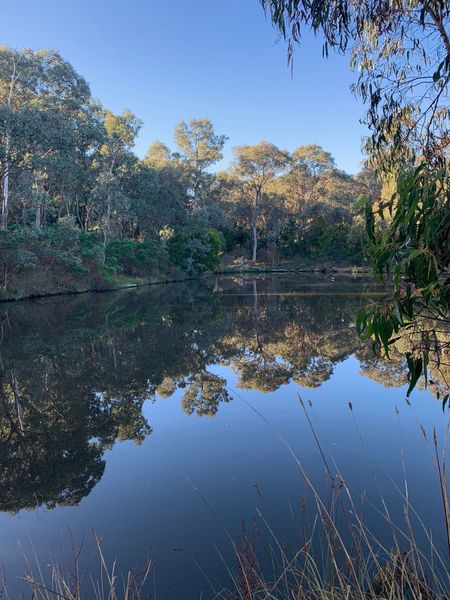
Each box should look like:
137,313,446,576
105,238,164,277
276,216,367,264
0,222,224,297
167,227,223,274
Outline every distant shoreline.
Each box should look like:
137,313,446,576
0,264,373,303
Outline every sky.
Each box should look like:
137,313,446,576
0,0,368,174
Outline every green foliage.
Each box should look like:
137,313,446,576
105,238,162,277
261,1,450,172
0,229,36,291
261,1,450,405
305,217,365,262
173,118,227,209
167,226,223,275
357,165,450,407
0,45,372,297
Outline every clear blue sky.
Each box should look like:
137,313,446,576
0,0,368,174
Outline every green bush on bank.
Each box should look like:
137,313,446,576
166,227,224,275
277,216,367,264
0,223,224,297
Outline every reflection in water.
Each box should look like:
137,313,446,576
0,275,416,514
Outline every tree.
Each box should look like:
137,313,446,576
174,118,227,209
127,161,186,236
166,225,223,274
231,142,289,260
277,144,337,231
357,164,450,405
92,110,142,244
0,47,97,228
144,141,172,168
0,43,377,298
291,144,335,177
260,0,450,171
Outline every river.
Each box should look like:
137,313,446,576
0,274,448,598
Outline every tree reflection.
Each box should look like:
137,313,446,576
0,276,440,513
181,371,231,416
0,368,150,512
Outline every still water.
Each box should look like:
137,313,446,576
0,275,448,597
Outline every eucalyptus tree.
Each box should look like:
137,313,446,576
144,140,172,168
174,118,227,209
128,161,187,236
291,144,335,177
261,0,449,170
92,110,142,243
277,144,336,217
231,142,290,260
262,0,450,399
0,47,97,228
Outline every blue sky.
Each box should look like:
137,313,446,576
0,0,368,173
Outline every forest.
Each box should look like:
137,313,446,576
0,47,378,300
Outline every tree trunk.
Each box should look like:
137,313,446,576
1,135,10,229
106,193,111,239
251,189,260,261
35,196,42,228
102,192,111,263
251,219,257,261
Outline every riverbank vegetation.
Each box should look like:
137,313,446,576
0,0,448,596
0,46,379,300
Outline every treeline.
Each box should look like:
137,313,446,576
0,47,379,298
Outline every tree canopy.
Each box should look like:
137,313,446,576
261,0,450,170
0,47,375,299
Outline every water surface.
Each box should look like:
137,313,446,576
0,275,447,597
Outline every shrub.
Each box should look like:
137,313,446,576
105,238,162,277
167,227,223,274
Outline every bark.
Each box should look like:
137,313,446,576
1,135,10,229
35,195,42,228
251,219,258,262
251,189,260,261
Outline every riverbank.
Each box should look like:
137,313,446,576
0,259,372,303
0,272,201,303
216,257,370,275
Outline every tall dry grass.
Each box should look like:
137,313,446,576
218,395,450,599
1,532,152,600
